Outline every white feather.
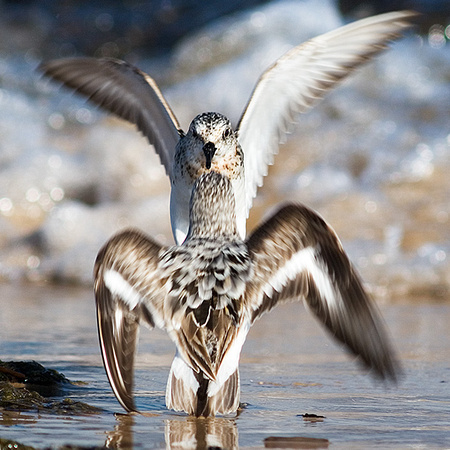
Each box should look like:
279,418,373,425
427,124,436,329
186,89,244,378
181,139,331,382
264,246,337,307
104,269,141,310
167,352,199,395
114,307,124,333
208,320,250,397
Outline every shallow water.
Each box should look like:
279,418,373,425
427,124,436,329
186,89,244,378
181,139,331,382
1,284,449,449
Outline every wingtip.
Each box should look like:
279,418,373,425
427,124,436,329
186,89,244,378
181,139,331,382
365,351,404,386
108,373,140,414
119,397,139,414
362,9,421,23
398,9,422,19
113,385,139,413
385,358,404,386
37,59,53,77
377,9,422,35
38,57,67,75
393,10,422,29
37,58,69,82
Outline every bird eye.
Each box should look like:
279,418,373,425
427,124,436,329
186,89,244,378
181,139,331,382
223,128,232,139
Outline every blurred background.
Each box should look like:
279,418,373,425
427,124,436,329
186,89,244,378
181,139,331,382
0,0,449,301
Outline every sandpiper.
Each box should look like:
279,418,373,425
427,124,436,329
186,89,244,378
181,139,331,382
94,171,400,416
41,10,417,244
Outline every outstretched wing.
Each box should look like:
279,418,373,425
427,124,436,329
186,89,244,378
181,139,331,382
40,57,182,178
245,204,400,381
237,10,417,214
94,229,167,412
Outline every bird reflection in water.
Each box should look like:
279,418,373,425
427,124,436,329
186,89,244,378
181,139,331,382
165,416,238,449
104,413,135,449
104,412,238,449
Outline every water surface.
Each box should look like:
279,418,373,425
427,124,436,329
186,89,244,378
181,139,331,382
1,284,449,449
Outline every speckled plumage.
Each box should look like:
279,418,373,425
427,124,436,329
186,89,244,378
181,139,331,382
171,112,245,243
41,11,417,244
94,171,400,416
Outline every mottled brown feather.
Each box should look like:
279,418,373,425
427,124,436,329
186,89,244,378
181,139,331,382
246,204,400,381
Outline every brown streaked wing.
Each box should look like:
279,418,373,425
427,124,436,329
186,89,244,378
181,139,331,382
245,204,401,382
95,280,139,412
94,229,166,412
40,57,182,177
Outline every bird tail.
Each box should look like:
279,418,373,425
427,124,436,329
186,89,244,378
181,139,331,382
166,355,240,416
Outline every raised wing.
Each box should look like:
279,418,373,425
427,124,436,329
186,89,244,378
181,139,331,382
94,229,167,412
246,204,400,381
237,10,417,214
40,57,183,178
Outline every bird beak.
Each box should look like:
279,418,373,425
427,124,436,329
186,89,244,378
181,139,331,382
203,142,216,170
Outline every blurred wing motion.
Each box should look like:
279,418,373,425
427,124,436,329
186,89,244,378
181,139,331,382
246,204,400,381
40,57,182,177
237,10,418,214
94,229,166,412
